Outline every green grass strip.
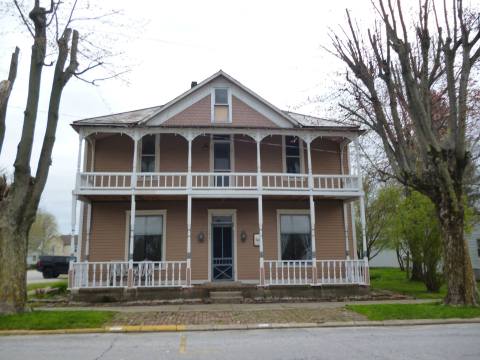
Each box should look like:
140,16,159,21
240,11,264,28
27,280,68,292
347,302,480,321
0,310,116,330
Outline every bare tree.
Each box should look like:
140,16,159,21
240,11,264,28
330,0,479,305
0,0,123,314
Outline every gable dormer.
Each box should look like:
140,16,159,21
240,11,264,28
145,71,298,129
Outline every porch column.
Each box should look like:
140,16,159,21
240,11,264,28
84,202,92,261
340,143,350,259
69,134,83,286
309,195,317,284
185,136,192,287
258,195,265,286
186,195,192,287
350,203,358,259
306,139,317,284
127,136,139,287
256,136,262,190
354,137,368,261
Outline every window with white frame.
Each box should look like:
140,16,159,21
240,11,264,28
212,135,232,172
279,214,312,260
140,135,156,172
133,215,164,261
284,136,301,174
213,88,230,123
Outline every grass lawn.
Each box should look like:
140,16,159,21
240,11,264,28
0,311,116,330
27,280,67,292
347,302,480,321
370,267,447,299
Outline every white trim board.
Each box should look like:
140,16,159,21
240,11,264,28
207,209,238,282
124,209,167,261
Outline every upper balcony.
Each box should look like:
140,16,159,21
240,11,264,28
75,171,361,197
73,128,363,199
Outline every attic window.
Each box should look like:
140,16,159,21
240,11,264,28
213,88,230,123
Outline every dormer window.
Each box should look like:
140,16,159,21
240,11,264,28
213,88,231,123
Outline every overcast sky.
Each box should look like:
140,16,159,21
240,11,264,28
0,0,398,233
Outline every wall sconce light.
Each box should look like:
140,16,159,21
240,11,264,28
240,230,247,242
197,232,205,243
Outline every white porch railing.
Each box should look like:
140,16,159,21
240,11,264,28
132,261,187,287
136,173,187,189
79,172,132,189
70,261,187,288
312,175,360,191
71,261,129,288
263,259,369,286
264,260,314,285
262,173,309,190
77,172,361,193
191,172,257,189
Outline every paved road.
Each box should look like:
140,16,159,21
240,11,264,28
27,269,67,284
1,324,479,360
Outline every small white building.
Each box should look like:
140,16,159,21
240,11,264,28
467,224,480,280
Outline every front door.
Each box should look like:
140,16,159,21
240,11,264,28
212,216,234,281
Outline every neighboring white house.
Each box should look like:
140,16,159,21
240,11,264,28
467,224,480,280
369,249,399,268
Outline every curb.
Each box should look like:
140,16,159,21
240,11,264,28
1,318,479,336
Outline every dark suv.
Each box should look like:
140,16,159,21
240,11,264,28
36,256,75,279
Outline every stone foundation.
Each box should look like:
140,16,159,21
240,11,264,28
70,284,369,303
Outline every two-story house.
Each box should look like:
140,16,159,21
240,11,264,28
68,71,369,301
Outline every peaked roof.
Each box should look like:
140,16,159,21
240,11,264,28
71,70,361,131
139,70,300,127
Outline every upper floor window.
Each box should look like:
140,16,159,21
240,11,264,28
212,135,232,172
285,136,301,174
141,135,156,172
280,214,311,260
213,88,231,123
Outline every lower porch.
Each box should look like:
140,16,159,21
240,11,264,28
70,197,369,291
69,258,369,289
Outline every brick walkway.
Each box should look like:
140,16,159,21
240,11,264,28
109,307,365,326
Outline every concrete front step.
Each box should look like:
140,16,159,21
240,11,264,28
209,290,244,303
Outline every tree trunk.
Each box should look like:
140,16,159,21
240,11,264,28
396,246,405,271
437,202,478,305
410,261,424,282
0,207,28,314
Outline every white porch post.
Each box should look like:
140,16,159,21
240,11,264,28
340,143,350,259
69,134,83,287
258,195,264,286
127,135,139,287
256,135,262,190
350,203,358,259
354,137,368,261
306,138,317,284
84,202,92,261
186,135,193,286
255,134,265,286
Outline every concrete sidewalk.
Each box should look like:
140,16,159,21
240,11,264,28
42,298,434,313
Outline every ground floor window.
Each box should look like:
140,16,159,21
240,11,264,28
280,214,311,260
133,215,163,261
